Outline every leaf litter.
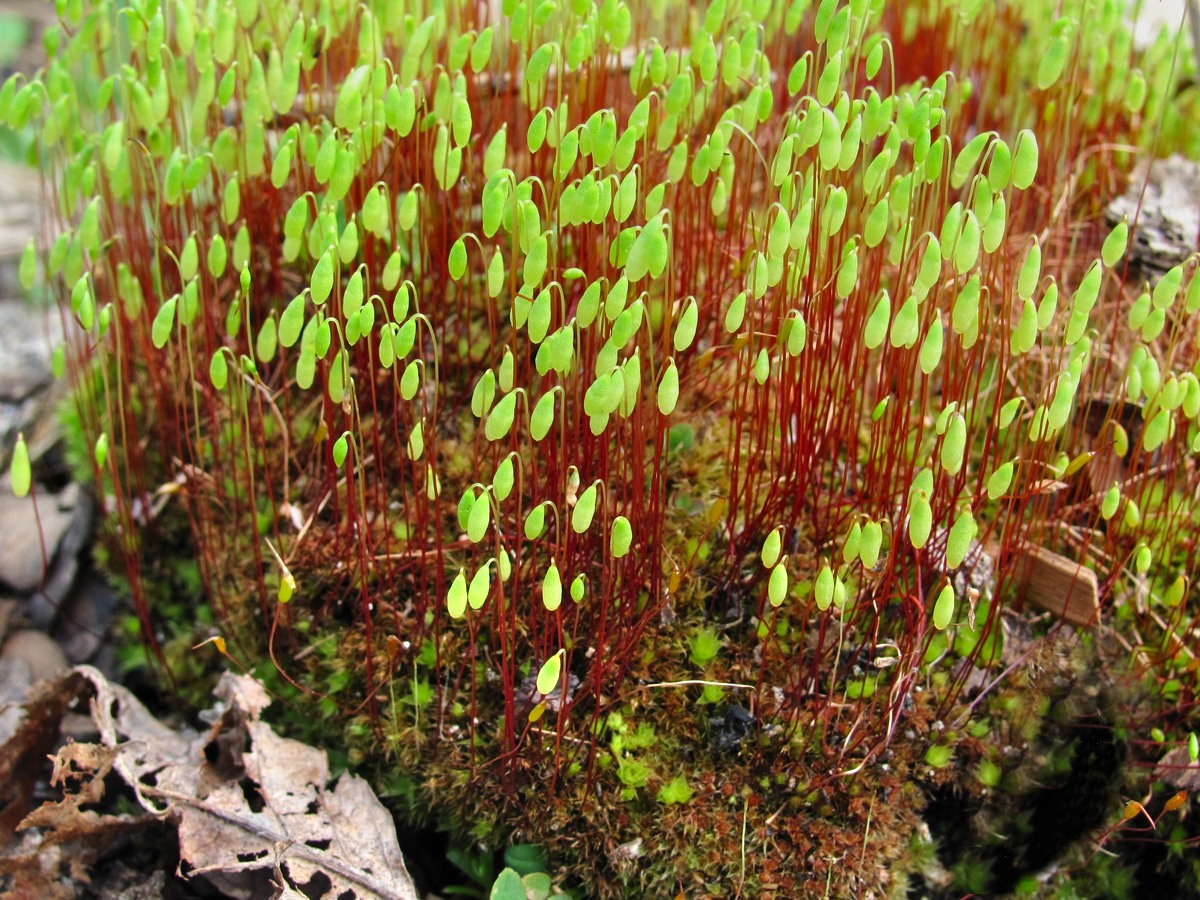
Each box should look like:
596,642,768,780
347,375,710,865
0,666,415,899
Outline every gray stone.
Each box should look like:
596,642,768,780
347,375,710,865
0,300,59,403
0,628,66,682
1107,154,1200,278
0,480,85,592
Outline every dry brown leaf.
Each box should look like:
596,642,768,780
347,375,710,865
4,666,416,900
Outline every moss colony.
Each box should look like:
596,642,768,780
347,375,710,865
10,0,1200,894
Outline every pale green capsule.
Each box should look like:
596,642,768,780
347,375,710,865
945,510,975,569
890,295,920,349
909,491,932,549
986,460,1014,499
1017,240,1041,301
768,561,788,607
1101,484,1120,520
919,316,944,374
1102,219,1128,269
407,421,424,460
941,412,966,475
913,236,942,299
954,211,980,275
864,196,889,248
754,349,770,385
467,489,491,542
1153,265,1183,310
859,520,883,569
447,568,468,618
1135,542,1151,573
672,297,700,350
1013,297,1037,354
951,131,991,189
468,563,491,610
842,522,862,564
542,561,562,610
786,312,807,356
536,651,564,696
725,289,747,333
1036,281,1059,330
864,290,890,349
1012,129,1038,190
762,527,783,568
530,389,557,440
572,482,598,533
524,503,548,541
493,455,515,501
952,276,980,335
611,516,633,558
1143,408,1171,452
485,391,517,441
836,242,858,298
1036,34,1069,90
814,563,834,611
658,359,679,415
932,584,955,630
982,192,1006,253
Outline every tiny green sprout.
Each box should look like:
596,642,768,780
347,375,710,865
468,562,491,610
1102,218,1128,269
611,515,633,558
945,510,976,569
909,491,932,549
10,433,31,497
768,559,788,607
447,568,468,618
986,460,1015,500
814,562,835,611
932,584,955,630
536,649,565,697
762,527,783,568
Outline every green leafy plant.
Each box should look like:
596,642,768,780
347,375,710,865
12,0,1200,894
